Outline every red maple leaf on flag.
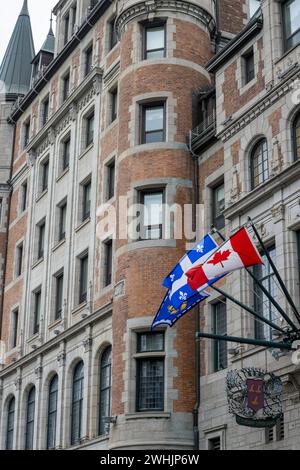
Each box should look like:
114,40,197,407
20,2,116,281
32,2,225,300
208,249,231,268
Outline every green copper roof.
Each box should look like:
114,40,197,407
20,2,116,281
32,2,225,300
40,23,55,54
0,0,35,97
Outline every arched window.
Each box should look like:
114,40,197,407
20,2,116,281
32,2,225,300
6,397,15,450
293,113,300,161
47,375,58,450
25,387,36,450
250,138,269,189
71,361,84,445
98,346,112,435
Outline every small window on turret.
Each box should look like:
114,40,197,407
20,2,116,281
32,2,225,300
22,118,31,148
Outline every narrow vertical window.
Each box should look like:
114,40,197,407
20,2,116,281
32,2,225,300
33,289,41,335
140,190,163,240
106,160,115,201
136,332,165,412
55,273,64,320
62,72,70,102
41,96,49,126
71,362,84,445
79,254,88,304
243,48,255,84
82,180,91,221
98,346,112,435
84,45,93,76
47,375,58,450
144,23,166,59
25,387,36,450
15,243,23,278
38,221,46,260
109,87,118,124
6,397,15,450
212,183,225,230
10,309,19,349
20,181,28,213
62,137,70,171
108,17,117,50
58,201,67,241
213,302,228,372
41,159,49,192
85,112,94,148
250,138,269,189
103,239,113,287
23,119,31,148
141,102,165,144
64,14,70,45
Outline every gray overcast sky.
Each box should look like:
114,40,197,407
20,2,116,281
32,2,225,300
0,0,57,63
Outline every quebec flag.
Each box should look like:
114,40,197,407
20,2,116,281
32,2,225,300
162,234,221,309
152,290,209,329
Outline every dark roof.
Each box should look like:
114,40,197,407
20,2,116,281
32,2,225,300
41,24,55,54
0,0,35,98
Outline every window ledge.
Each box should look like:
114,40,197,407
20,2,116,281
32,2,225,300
78,143,94,160
32,257,44,269
125,412,171,421
27,333,40,345
52,239,66,252
71,302,88,316
75,218,91,232
48,318,63,330
105,119,118,134
127,239,176,252
240,77,256,93
56,168,69,183
36,189,48,203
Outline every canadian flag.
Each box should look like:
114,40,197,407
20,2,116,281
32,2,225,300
186,227,263,292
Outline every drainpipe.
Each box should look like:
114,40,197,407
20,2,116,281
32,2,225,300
188,131,201,451
0,118,16,339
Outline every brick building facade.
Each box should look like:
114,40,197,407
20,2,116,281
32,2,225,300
0,0,300,451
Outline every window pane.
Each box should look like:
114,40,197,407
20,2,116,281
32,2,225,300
47,376,58,450
6,397,15,450
71,363,84,445
137,359,164,411
79,255,88,303
146,27,165,53
213,302,227,371
99,347,112,435
213,184,225,230
25,388,35,450
137,332,164,353
294,115,300,160
145,107,164,133
251,139,269,189
144,193,163,226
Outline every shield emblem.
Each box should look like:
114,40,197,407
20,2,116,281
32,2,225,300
247,378,264,412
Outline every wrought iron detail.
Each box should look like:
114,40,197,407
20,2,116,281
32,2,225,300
226,368,283,428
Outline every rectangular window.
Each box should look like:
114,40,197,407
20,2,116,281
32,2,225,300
265,427,274,444
136,332,165,412
144,23,166,59
15,243,23,278
106,160,115,201
33,289,41,335
250,0,260,17
297,232,300,294
20,181,28,213
283,0,300,51
58,201,67,241
70,4,77,34
84,45,93,76
276,415,285,441
110,87,118,124
243,48,255,84
212,183,225,230
141,102,165,144
41,159,49,192
103,239,113,287
62,137,70,171
0,198,2,225
85,112,94,148
41,96,49,127
79,254,89,304
208,436,221,451
23,119,31,148
55,273,64,320
64,14,70,45
213,302,228,372
140,190,163,240
62,72,70,102
10,309,19,349
82,180,91,221
38,221,46,260
108,17,117,50
254,246,279,340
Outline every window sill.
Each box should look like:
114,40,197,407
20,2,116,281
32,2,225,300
56,168,69,183
36,189,48,203
27,333,40,345
125,412,170,421
75,218,91,233
105,119,118,134
71,302,87,316
32,257,44,269
78,143,94,160
48,318,63,330
240,76,256,93
52,238,66,252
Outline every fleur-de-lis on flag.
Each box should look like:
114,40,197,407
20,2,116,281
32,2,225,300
196,244,204,253
179,291,187,301
170,274,175,282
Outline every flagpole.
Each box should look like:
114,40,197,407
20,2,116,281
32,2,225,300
211,225,299,333
248,217,300,326
196,331,294,351
211,285,287,334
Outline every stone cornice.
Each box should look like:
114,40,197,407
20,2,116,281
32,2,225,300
220,65,300,143
224,159,300,220
116,0,216,37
